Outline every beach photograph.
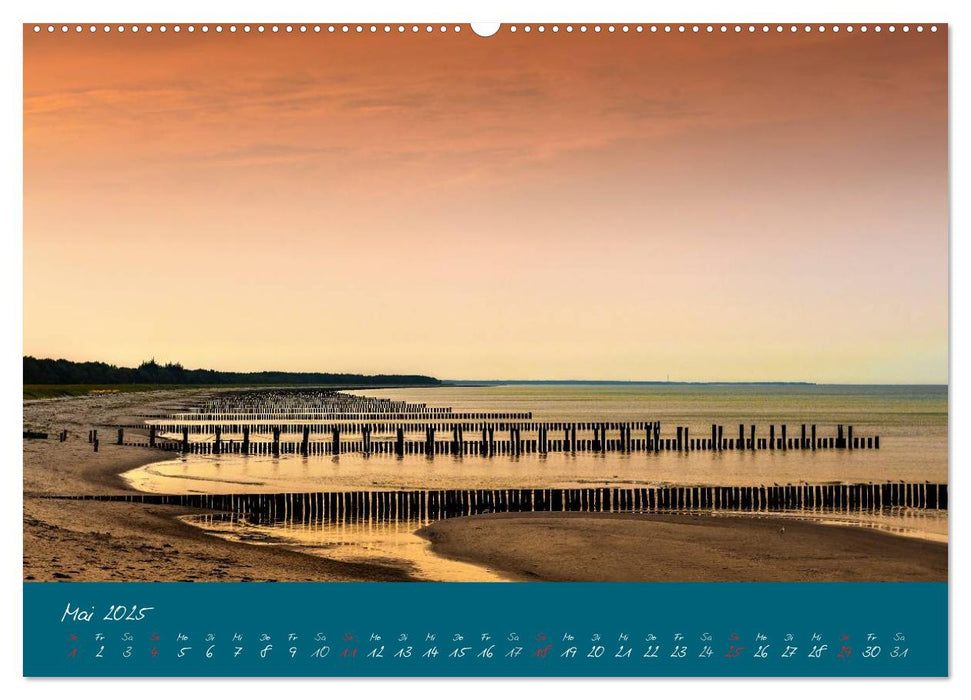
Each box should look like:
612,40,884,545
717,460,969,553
23,24,947,585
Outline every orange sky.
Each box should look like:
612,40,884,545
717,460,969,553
23,26,948,382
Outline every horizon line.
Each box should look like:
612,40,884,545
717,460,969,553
442,379,949,387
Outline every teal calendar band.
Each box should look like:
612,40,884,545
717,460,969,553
23,582,947,677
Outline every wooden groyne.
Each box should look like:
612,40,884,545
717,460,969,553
112,421,882,457
78,388,887,460
51,482,948,524
192,389,452,417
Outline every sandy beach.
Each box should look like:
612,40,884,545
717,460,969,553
418,512,947,582
23,390,417,582
24,390,947,583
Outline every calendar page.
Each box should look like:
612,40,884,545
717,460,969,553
21,19,948,678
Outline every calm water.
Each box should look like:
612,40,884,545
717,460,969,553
183,513,510,582
124,384,948,494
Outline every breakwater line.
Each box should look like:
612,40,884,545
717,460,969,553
50,481,947,525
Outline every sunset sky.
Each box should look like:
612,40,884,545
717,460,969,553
23,26,947,383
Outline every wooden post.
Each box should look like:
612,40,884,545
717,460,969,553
811,424,816,451
302,426,310,456
242,426,250,455
396,427,404,456
769,424,775,449
273,427,281,457
149,426,156,447
182,427,189,453
214,427,222,455
116,428,124,445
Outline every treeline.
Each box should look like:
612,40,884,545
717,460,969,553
23,356,441,387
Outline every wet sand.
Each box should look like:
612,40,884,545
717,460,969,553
417,512,947,582
24,390,948,583
23,390,416,582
